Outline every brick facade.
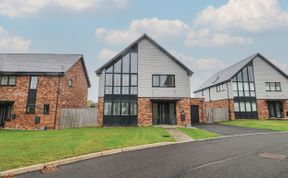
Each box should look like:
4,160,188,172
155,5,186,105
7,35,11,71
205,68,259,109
137,98,153,126
190,98,206,123
176,98,191,126
257,99,269,119
97,97,104,127
2,59,89,129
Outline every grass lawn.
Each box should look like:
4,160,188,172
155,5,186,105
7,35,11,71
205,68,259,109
220,119,288,131
0,127,174,171
178,128,219,140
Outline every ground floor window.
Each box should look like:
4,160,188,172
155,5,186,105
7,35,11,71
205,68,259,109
267,101,284,118
152,102,176,125
234,98,258,119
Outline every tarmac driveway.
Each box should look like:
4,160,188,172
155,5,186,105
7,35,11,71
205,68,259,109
195,123,275,136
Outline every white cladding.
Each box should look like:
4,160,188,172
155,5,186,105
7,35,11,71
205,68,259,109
253,56,288,99
138,39,191,97
98,69,105,97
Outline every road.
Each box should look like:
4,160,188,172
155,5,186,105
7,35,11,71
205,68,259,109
20,132,288,178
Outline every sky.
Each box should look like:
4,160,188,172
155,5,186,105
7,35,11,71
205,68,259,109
0,0,288,102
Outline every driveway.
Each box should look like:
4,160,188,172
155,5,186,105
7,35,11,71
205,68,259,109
20,132,288,178
195,124,275,136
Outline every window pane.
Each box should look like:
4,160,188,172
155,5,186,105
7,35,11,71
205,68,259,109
130,101,137,115
113,87,121,94
104,102,112,115
265,83,270,91
245,102,251,112
237,72,242,81
131,52,138,73
248,66,254,81
167,76,175,87
121,102,129,115
275,83,281,91
270,82,275,91
152,75,159,86
252,102,257,111
1,76,8,85
106,74,113,86
8,76,16,85
242,67,249,81
122,54,130,73
234,102,239,112
105,87,112,94
238,82,243,91
131,75,137,86
122,87,129,94
250,91,256,97
232,82,238,91
233,91,238,97
130,87,137,95
238,91,244,97
114,74,121,86
244,82,249,91
249,82,255,91
114,60,121,73
152,103,159,119
232,76,237,82
113,102,121,115
106,65,113,73
160,75,167,86
30,76,38,89
240,102,245,112
122,74,129,86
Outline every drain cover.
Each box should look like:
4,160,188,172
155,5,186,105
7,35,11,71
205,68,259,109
258,152,287,160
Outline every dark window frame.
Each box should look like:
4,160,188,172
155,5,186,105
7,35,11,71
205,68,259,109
43,104,50,114
265,82,281,92
216,83,225,92
0,75,17,86
152,74,175,88
26,76,38,114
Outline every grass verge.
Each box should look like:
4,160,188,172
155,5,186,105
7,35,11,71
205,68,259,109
178,128,219,140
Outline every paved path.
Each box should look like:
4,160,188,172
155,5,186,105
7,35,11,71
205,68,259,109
165,128,193,142
195,124,274,136
20,132,288,178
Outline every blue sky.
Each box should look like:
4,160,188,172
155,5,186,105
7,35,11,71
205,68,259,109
0,0,288,102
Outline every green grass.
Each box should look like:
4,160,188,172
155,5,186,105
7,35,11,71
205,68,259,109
0,127,174,171
220,119,288,131
178,128,219,140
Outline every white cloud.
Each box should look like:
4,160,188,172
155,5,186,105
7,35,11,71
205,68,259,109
0,0,128,17
97,48,116,61
95,18,190,45
0,26,30,51
184,29,252,47
194,0,288,32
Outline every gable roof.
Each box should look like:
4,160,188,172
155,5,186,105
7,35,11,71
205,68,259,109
95,34,193,75
0,53,91,87
194,53,288,93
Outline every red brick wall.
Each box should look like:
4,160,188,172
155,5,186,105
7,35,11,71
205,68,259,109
257,99,269,119
97,97,104,127
205,99,235,121
138,98,153,126
2,59,89,129
176,98,191,126
284,100,288,118
190,98,206,123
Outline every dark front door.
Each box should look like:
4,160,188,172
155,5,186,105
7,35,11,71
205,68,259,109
0,105,12,127
191,105,200,124
153,102,176,125
268,101,283,118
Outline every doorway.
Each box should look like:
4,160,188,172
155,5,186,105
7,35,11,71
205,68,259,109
0,104,12,127
152,102,176,125
191,105,200,124
267,101,283,118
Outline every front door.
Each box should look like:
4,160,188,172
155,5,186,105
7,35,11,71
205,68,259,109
0,105,11,127
268,101,283,118
191,105,200,124
153,103,176,125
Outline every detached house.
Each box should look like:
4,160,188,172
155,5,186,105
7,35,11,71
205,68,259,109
96,34,205,127
0,54,90,129
195,53,288,121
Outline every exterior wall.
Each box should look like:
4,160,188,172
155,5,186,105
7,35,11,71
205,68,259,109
138,39,191,98
205,99,235,121
195,82,233,102
3,59,89,129
97,69,105,97
190,98,206,123
253,57,288,100
97,97,104,127
137,97,191,127
257,99,269,119
284,100,288,118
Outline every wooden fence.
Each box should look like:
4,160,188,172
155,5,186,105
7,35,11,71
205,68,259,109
59,108,98,129
206,108,229,123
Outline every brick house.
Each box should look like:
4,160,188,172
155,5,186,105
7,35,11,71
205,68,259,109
0,54,90,129
194,53,288,122
96,34,205,127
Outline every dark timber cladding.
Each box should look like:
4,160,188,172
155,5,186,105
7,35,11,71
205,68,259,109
103,45,138,126
232,62,258,118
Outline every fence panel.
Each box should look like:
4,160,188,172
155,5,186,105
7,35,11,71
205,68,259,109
59,108,98,129
206,108,229,123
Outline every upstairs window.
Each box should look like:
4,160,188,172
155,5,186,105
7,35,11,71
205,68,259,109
216,84,225,92
0,76,16,86
152,75,175,87
266,82,281,92
43,104,50,114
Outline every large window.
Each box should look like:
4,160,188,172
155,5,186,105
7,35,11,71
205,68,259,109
232,63,257,118
265,82,281,92
0,76,16,86
152,75,175,87
26,76,38,114
103,45,138,126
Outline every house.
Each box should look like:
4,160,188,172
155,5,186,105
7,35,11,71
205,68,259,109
0,53,90,129
194,53,288,122
96,34,206,126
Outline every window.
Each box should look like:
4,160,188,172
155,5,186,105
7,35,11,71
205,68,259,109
43,104,50,114
68,79,73,87
113,102,121,115
130,101,137,115
0,76,16,86
152,75,175,87
30,76,38,89
26,76,38,114
26,105,36,114
265,82,281,91
216,84,225,92
121,102,129,115
104,102,112,115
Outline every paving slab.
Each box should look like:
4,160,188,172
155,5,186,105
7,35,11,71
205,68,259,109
165,128,193,142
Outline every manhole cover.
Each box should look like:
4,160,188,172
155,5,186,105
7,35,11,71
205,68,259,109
258,152,287,160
